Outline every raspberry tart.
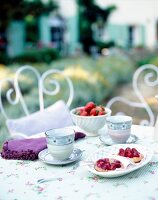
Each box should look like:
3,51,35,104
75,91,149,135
118,147,144,163
94,157,124,172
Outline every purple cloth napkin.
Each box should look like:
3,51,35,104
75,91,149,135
1,137,47,161
1,132,86,161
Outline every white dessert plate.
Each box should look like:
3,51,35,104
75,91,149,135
38,148,82,165
86,144,153,178
99,134,138,146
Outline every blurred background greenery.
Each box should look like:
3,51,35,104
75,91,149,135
1,0,158,146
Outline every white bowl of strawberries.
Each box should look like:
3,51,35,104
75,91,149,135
70,102,112,136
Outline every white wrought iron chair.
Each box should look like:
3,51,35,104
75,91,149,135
106,64,158,126
0,65,74,138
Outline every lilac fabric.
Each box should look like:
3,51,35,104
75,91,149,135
1,132,86,161
1,138,47,161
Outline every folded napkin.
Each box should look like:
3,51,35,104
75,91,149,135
1,137,47,161
1,132,86,161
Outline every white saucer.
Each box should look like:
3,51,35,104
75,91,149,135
38,148,82,165
99,134,138,146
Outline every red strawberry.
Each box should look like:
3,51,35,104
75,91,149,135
75,109,81,115
84,102,96,112
98,111,105,115
80,111,88,116
90,108,98,116
95,105,106,116
96,105,105,112
75,108,84,115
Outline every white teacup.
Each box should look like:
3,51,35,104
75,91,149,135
106,115,132,144
45,127,75,160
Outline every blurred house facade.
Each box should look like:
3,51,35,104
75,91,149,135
97,0,158,49
6,0,158,57
39,0,78,55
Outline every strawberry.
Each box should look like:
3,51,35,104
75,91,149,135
95,106,106,116
75,108,84,115
90,108,98,116
96,105,105,112
75,109,81,115
84,102,96,112
80,110,88,116
98,111,105,115
75,102,107,116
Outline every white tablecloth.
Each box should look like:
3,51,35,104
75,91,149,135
0,125,158,200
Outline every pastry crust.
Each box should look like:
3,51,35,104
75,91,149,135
131,153,144,163
94,164,108,172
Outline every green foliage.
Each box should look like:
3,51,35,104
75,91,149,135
11,48,60,64
0,0,58,63
0,52,9,64
0,0,57,29
145,55,158,67
77,0,116,53
128,48,158,67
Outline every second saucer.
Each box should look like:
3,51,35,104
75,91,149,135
99,134,138,146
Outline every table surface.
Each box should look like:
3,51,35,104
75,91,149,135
0,125,158,200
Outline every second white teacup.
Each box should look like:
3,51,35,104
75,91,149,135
45,127,75,160
106,115,132,144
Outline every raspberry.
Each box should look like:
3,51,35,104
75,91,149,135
95,157,123,171
119,148,125,156
110,164,117,170
115,163,121,168
126,151,133,158
118,147,141,159
103,158,110,163
133,152,140,157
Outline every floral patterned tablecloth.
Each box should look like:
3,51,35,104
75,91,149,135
0,125,158,200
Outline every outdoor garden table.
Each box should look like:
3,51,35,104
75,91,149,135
0,125,158,200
